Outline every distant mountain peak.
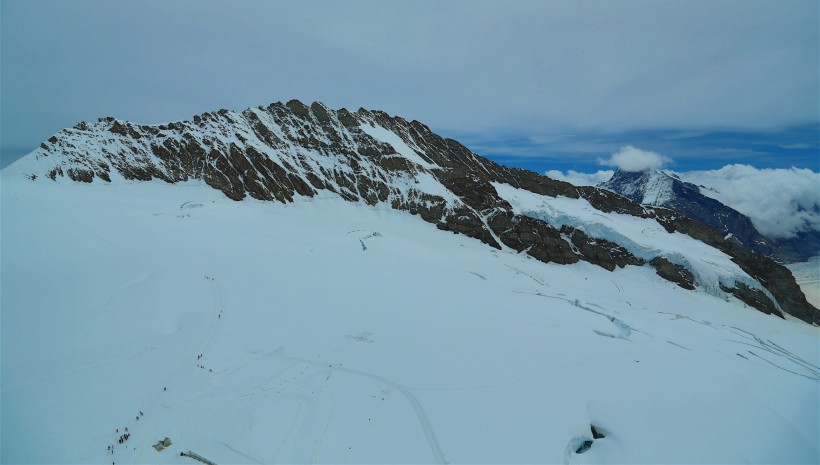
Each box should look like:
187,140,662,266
599,168,818,263
602,169,677,206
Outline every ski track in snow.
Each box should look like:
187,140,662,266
727,327,820,380
505,264,548,286
513,288,820,383
229,345,449,464
329,364,448,464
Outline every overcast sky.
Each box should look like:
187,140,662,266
2,0,818,171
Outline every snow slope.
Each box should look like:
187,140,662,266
2,176,818,464
358,121,439,170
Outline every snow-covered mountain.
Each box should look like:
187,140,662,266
2,100,819,464
599,168,819,263
9,100,817,324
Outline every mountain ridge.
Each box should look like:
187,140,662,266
8,99,818,324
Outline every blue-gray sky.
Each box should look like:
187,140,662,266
2,0,818,172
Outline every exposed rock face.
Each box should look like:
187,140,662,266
650,257,695,291
17,100,819,324
600,169,818,263
725,244,814,324
720,282,784,318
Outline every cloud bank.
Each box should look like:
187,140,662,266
2,1,818,161
545,169,614,186
675,165,820,239
598,145,672,171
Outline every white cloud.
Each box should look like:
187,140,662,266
545,169,614,186
598,146,671,171
674,165,820,239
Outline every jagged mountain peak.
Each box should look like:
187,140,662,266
21,100,443,194
600,168,683,206
6,101,818,324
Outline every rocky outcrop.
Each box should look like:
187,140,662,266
720,282,784,318
16,100,819,324
650,257,695,290
725,244,816,324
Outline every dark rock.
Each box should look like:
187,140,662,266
726,246,816,323
336,108,359,129
650,257,696,290
67,168,94,183
286,99,310,118
576,440,593,454
47,167,63,180
720,282,784,319
310,101,332,124
561,226,644,271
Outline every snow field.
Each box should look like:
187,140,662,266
1,178,818,464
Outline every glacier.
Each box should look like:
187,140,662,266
2,174,818,464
